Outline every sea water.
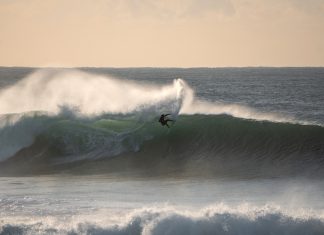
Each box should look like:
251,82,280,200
0,67,324,234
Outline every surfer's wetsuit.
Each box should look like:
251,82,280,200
159,114,173,128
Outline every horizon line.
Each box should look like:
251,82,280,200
1,66,324,69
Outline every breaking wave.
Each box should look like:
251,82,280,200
0,68,296,121
1,205,324,235
0,69,323,177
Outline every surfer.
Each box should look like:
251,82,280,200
159,114,173,128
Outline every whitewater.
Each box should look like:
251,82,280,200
0,67,324,235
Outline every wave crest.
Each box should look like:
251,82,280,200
0,68,299,124
1,205,324,235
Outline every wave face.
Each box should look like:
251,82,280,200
0,69,323,177
1,113,324,178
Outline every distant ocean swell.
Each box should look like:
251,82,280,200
1,205,324,235
0,69,323,176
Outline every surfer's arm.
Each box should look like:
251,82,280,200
165,114,171,116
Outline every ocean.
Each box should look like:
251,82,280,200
0,67,324,234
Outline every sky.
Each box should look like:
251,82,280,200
0,0,324,67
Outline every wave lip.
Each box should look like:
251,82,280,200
0,69,184,116
0,68,305,125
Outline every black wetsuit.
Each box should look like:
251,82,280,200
159,114,173,128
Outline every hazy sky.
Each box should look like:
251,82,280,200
1,0,324,67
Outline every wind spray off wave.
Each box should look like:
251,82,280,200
0,69,321,177
0,68,296,122
0,69,185,116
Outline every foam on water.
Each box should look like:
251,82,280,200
1,204,324,235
